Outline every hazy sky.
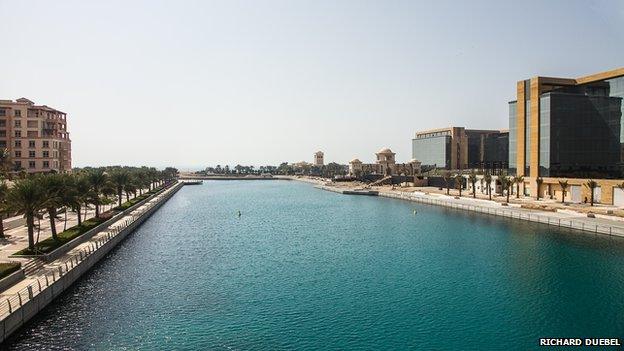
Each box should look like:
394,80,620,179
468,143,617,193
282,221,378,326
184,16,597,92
1,0,623,170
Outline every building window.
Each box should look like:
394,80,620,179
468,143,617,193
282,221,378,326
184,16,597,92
42,141,49,148
14,140,21,147
28,140,35,148
0,141,5,148
0,130,5,137
29,150,35,158
15,150,21,158
14,130,21,138
14,109,21,117
14,161,21,169
43,151,49,158
0,120,5,127
28,161,35,169
43,161,49,168
0,109,5,117
14,120,21,128
27,120,38,128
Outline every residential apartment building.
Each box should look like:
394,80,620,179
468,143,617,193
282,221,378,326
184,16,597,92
508,67,624,204
0,98,71,173
412,127,508,171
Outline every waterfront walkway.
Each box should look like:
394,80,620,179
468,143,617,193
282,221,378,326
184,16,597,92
0,183,182,322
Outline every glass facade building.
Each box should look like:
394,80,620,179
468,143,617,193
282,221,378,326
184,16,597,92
509,70,624,179
412,135,451,169
413,127,508,171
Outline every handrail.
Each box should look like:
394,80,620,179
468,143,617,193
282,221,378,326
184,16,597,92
380,191,624,237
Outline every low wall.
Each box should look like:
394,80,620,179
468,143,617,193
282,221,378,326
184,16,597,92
0,182,184,343
313,184,624,237
0,271,25,293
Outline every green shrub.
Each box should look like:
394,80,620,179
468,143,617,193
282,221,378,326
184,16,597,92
14,217,106,255
0,262,21,279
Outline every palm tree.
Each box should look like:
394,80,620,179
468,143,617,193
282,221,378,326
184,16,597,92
136,170,150,195
536,177,544,200
7,178,47,251
443,171,451,195
513,175,524,198
59,174,80,231
468,172,477,198
86,169,112,217
110,170,130,207
72,174,90,226
484,173,493,201
455,174,463,197
500,176,511,203
38,174,65,241
0,180,8,238
558,179,569,204
124,176,138,202
584,179,598,206
0,148,12,178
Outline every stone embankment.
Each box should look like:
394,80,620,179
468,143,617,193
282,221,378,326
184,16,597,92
314,183,624,237
0,181,185,343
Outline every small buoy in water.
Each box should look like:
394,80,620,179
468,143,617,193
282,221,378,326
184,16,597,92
237,210,242,217
413,209,417,215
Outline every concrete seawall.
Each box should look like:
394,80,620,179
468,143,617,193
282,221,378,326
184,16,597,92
313,184,624,237
0,182,184,343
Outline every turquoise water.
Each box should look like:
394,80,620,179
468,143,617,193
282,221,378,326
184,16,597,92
5,180,624,350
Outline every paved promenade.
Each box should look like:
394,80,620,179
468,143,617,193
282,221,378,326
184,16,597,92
0,203,117,262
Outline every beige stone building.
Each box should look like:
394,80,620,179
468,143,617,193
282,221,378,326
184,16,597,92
0,98,71,173
349,148,421,177
313,151,324,166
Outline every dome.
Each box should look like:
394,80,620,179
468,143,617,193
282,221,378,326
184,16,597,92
350,158,362,163
377,147,393,154
409,158,420,163
314,151,324,155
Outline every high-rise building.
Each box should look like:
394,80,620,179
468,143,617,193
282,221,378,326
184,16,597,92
508,67,624,204
0,98,72,173
412,127,508,170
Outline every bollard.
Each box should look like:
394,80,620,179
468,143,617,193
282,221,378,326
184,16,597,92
65,262,69,271
58,266,63,276
52,271,55,281
45,274,49,286
27,286,33,300
7,299,12,314
37,279,42,292
17,293,22,307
